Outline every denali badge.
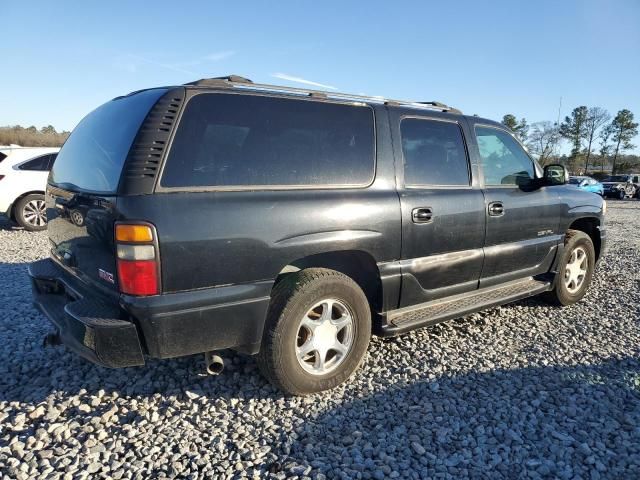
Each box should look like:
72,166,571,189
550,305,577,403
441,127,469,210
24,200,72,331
98,269,115,284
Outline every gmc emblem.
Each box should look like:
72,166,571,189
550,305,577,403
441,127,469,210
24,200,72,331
98,269,115,284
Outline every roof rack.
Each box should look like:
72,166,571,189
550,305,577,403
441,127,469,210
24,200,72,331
183,75,462,114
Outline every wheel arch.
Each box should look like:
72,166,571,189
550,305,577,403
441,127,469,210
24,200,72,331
568,216,602,261
274,250,384,320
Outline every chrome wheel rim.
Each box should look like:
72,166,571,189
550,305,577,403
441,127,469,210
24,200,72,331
70,211,83,225
564,246,588,294
295,298,355,376
23,199,46,227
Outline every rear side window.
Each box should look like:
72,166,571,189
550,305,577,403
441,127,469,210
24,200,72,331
161,93,375,188
50,88,167,193
19,153,56,171
475,126,534,186
400,118,469,186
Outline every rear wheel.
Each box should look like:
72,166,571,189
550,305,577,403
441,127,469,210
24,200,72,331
257,268,371,395
15,194,47,231
543,230,595,306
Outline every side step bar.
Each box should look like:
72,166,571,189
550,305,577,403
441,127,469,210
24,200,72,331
380,277,552,336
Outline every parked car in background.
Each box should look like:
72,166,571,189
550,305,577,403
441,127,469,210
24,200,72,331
0,147,59,230
30,76,605,395
569,176,604,196
601,174,639,199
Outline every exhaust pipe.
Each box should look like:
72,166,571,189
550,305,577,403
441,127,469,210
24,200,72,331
204,351,224,375
43,331,61,347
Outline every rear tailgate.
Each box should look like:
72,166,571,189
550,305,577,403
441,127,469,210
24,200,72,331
47,186,119,293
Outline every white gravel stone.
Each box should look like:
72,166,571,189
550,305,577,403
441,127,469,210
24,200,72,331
1,203,640,478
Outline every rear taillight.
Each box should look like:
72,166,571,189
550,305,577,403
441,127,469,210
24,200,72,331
0,175,4,181
115,223,160,296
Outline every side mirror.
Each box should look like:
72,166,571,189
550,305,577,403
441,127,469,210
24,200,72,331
543,164,568,186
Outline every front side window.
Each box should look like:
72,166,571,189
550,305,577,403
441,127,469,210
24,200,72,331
475,126,534,186
400,118,469,186
161,93,375,188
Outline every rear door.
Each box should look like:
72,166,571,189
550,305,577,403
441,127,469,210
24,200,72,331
391,111,486,308
46,88,169,293
469,122,563,287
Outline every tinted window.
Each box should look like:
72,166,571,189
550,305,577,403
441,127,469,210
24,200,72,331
400,119,469,186
475,126,534,186
46,153,57,170
19,154,52,171
50,88,167,193
0,152,6,162
161,94,375,188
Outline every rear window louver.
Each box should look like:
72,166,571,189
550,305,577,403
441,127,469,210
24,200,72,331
119,87,185,195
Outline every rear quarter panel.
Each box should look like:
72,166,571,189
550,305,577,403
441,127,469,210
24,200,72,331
118,187,401,292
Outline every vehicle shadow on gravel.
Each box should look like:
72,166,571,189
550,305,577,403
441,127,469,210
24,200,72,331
283,356,640,478
0,217,18,230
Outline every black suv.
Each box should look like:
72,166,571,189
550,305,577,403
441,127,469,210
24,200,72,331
30,76,606,395
601,174,640,199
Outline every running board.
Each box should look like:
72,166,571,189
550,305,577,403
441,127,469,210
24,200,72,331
380,277,551,336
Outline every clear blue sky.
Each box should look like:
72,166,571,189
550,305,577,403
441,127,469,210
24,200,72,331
2,0,639,151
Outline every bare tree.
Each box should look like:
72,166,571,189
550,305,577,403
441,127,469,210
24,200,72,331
527,121,560,166
583,107,610,173
598,124,614,172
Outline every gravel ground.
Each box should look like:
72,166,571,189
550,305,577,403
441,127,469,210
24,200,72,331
1,202,640,479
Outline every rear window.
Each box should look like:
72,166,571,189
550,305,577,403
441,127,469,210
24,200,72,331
160,93,375,188
400,118,469,186
19,153,56,171
49,88,167,193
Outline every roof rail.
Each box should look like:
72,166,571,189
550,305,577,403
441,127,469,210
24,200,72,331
184,75,461,114
184,75,253,87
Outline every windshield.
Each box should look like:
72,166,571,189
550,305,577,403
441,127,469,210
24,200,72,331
602,175,627,182
49,88,167,193
569,178,581,184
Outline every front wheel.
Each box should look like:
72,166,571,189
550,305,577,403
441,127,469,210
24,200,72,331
543,230,595,306
618,190,625,200
257,268,371,395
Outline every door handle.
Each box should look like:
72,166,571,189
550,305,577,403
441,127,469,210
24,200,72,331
488,201,505,217
412,207,433,223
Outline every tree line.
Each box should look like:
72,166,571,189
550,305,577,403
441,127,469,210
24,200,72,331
0,125,70,148
501,107,639,175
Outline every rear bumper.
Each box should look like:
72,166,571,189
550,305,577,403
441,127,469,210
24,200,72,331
29,258,272,368
29,258,144,367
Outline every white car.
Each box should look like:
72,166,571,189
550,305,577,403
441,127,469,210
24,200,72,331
0,147,59,231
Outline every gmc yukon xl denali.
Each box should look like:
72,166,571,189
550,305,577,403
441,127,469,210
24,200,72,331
30,75,606,395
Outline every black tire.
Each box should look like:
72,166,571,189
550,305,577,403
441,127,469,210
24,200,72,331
14,194,47,231
257,268,371,395
543,230,595,306
618,190,625,200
